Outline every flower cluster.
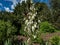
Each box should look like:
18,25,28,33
24,0,41,39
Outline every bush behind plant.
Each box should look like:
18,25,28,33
40,21,57,33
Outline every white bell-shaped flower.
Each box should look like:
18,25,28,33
33,35,36,39
34,24,36,28
25,20,28,24
38,20,41,23
32,26,35,31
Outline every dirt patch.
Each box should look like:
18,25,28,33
41,32,60,41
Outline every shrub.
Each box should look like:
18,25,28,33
49,36,60,45
40,21,56,33
0,20,17,43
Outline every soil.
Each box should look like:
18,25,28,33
41,32,60,41
17,32,60,45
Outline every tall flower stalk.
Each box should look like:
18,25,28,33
24,0,37,36
23,0,41,44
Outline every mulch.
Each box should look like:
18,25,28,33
41,32,60,41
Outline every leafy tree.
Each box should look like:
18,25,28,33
50,0,60,29
34,2,51,22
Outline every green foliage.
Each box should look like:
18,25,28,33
0,20,17,42
6,21,17,36
40,21,56,33
49,36,60,45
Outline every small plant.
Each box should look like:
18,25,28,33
49,36,60,45
31,36,45,45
